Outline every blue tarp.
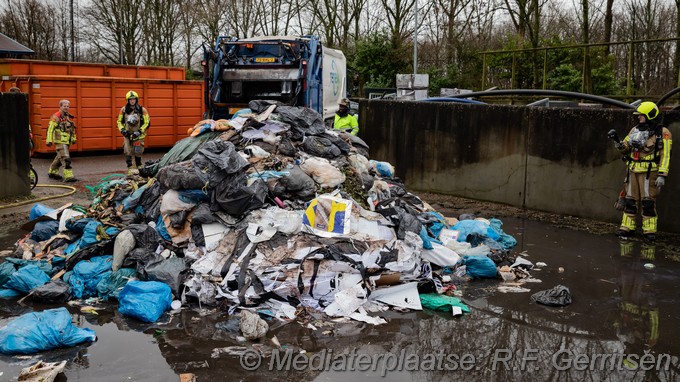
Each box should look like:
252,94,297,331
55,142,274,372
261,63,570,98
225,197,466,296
68,256,113,299
118,281,172,323
0,307,97,354
3,265,50,294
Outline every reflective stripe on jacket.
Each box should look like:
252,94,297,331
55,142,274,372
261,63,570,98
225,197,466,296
46,111,76,145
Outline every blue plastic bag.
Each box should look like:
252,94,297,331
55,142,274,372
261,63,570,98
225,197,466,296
29,204,55,221
0,262,16,286
178,189,210,204
369,160,395,177
489,218,517,250
121,183,148,212
464,255,498,279
453,220,501,242
0,289,22,299
68,256,113,299
155,216,171,241
4,258,53,275
3,265,50,293
31,220,60,242
0,307,97,354
118,281,172,323
96,268,136,300
65,221,119,255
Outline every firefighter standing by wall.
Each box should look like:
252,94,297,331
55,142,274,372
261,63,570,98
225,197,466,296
46,99,78,182
614,101,672,241
117,90,150,176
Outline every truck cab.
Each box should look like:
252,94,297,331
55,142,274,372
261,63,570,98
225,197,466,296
204,36,347,122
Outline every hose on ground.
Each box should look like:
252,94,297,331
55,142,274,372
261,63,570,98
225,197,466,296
0,184,77,210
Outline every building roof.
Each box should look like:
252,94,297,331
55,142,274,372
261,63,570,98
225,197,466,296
0,32,34,56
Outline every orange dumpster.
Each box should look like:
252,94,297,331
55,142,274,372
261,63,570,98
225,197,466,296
0,59,204,154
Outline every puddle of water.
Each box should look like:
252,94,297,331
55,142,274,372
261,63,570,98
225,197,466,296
1,217,679,381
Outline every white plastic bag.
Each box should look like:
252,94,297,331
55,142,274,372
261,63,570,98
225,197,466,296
299,157,345,188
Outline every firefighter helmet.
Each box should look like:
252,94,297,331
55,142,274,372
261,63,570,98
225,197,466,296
634,101,659,120
125,90,139,101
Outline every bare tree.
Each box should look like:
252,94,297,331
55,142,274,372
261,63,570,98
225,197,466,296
141,0,181,66
604,0,614,55
177,0,201,70
502,0,547,87
82,0,142,64
0,0,62,60
379,0,417,46
194,0,229,45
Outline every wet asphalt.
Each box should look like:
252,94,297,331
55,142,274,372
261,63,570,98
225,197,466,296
0,156,679,381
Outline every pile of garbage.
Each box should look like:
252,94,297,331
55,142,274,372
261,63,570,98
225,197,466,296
0,100,538,354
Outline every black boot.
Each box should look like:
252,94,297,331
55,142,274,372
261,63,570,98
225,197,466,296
615,228,634,238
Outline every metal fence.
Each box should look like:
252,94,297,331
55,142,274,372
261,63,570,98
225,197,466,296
479,38,680,100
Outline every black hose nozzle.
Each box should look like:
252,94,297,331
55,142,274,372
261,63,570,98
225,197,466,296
607,129,620,143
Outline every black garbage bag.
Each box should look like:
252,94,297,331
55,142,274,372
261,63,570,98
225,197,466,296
196,139,248,175
29,280,71,303
125,224,161,250
138,159,159,178
324,133,351,155
191,225,205,247
192,203,218,225
360,173,375,190
248,100,283,113
396,207,422,240
340,132,370,157
531,285,572,307
65,239,114,271
31,221,59,242
157,160,207,190
212,176,268,217
122,248,163,277
169,210,189,229
277,136,297,157
275,106,325,137
119,213,141,226
139,181,162,222
145,257,188,297
279,166,316,199
301,136,342,159
192,139,249,187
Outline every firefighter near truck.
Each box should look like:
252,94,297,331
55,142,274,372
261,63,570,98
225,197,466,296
203,36,347,123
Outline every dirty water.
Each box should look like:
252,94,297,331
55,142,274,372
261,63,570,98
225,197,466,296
1,217,679,381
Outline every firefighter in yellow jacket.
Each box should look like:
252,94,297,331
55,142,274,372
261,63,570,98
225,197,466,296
333,98,359,135
46,99,78,182
614,101,672,241
117,90,150,175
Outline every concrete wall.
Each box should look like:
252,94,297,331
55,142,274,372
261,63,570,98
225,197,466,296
360,100,680,233
0,92,30,198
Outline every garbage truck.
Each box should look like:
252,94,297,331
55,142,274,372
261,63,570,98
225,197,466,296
203,35,347,123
